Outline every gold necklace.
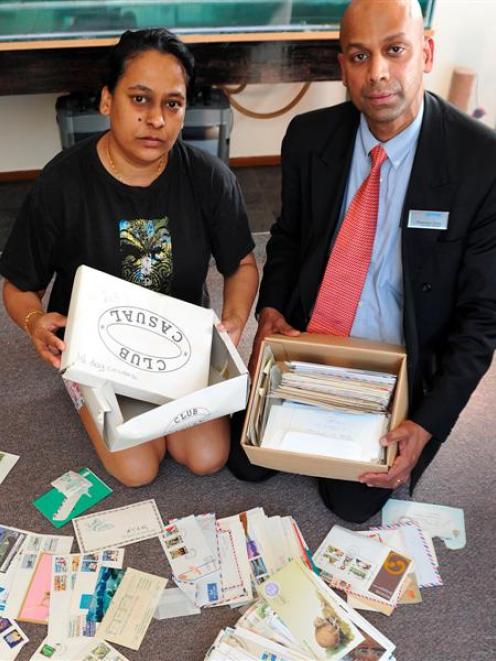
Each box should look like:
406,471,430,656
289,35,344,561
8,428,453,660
106,134,166,182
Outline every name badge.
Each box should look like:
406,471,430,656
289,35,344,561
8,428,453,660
408,210,449,230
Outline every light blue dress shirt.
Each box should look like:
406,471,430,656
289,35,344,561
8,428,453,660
338,105,424,346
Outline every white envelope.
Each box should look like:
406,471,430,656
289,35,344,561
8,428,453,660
72,500,163,553
262,401,387,462
381,499,466,550
98,568,167,650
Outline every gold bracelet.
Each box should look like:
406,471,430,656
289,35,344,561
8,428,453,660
23,309,44,334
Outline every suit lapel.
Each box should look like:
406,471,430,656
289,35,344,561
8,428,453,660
402,93,457,277
310,110,359,245
299,109,359,317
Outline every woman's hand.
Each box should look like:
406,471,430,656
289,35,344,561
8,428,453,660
2,280,66,369
217,314,244,347
29,312,67,368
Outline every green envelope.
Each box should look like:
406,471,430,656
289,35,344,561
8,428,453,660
33,467,112,528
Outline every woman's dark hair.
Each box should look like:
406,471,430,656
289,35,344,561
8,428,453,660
104,28,195,93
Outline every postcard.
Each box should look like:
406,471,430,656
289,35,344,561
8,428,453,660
31,636,129,660
301,565,395,661
381,499,466,550
98,568,167,650
313,525,412,610
258,559,364,659
0,453,19,486
72,499,164,552
33,468,113,528
0,617,28,660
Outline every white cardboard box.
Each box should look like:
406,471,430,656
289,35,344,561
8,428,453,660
241,334,408,482
61,265,214,405
68,323,249,452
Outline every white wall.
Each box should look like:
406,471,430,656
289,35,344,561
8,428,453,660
1,0,495,172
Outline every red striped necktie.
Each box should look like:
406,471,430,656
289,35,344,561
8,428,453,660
307,144,388,336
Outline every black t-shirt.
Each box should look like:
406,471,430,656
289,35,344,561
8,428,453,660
0,134,254,315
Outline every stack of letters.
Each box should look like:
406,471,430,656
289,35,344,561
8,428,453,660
206,512,447,660
205,559,396,660
159,507,312,609
259,361,397,462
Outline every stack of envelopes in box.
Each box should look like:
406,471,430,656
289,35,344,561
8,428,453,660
242,334,408,482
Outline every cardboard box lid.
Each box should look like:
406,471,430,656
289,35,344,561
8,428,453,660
60,265,214,405
77,325,249,451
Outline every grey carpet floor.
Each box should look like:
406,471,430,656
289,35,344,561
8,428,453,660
1,246,495,660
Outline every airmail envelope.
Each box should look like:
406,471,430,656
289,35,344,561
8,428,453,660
61,265,214,406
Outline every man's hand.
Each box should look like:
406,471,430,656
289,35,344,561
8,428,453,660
359,420,432,490
217,314,244,347
29,312,67,368
248,307,300,377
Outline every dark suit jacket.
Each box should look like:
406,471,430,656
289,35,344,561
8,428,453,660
258,92,496,488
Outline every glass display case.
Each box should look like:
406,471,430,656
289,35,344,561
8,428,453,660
0,1,436,95
0,0,435,44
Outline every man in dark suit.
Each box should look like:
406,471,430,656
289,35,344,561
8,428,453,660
228,0,496,522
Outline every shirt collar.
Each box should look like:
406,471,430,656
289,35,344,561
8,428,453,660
358,102,424,170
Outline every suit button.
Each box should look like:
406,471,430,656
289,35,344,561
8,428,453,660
421,282,432,293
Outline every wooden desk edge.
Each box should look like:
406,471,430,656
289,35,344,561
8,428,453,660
0,30,342,52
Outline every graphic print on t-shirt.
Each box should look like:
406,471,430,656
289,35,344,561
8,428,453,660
119,217,172,293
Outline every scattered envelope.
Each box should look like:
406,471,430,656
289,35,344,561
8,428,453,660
313,525,412,613
98,568,167,650
153,587,201,620
33,468,113,528
49,549,125,640
72,499,164,553
381,499,466,550
0,452,19,486
160,515,217,582
17,552,53,624
368,522,442,587
1,528,73,619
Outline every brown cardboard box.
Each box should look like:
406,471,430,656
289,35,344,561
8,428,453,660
241,333,408,482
